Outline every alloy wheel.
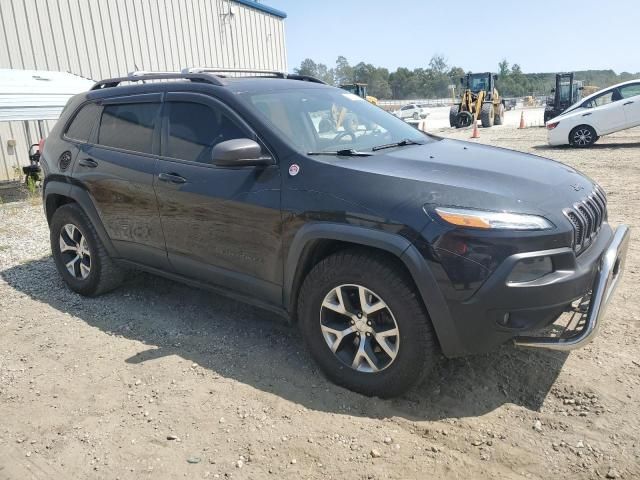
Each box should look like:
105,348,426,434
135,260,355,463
319,284,400,373
59,223,91,280
573,128,593,146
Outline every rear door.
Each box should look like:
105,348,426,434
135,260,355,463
73,94,169,269
154,92,282,305
618,83,640,128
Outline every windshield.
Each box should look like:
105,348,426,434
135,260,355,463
240,88,431,154
468,75,489,92
558,82,572,102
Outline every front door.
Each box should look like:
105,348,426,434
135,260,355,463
619,83,640,128
73,94,169,269
153,92,282,305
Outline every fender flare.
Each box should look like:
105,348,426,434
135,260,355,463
283,223,463,357
44,180,118,257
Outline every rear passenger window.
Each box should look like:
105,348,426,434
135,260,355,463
165,102,245,163
65,103,100,142
97,103,160,154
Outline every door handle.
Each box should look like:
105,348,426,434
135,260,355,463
158,172,187,184
78,158,98,168
582,112,592,116
623,101,634,106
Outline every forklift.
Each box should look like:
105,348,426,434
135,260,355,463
449,72,504,128
544,73,583,122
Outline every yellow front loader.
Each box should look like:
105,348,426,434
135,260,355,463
449,73,504,128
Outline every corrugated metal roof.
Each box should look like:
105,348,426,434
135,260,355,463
0,69,94,122
232,0,287,18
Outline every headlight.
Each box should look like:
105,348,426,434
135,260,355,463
434,207,554,230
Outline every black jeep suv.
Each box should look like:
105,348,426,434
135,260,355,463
41,70,630,397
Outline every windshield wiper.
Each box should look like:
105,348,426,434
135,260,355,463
307,149,372,157
371,138,424,151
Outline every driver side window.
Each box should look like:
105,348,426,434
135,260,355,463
165,101,245,163
619,83,640,99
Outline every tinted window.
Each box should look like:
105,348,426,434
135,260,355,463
165,102,245,163
65,103,100,142
620,84,640,99
97,103,160,154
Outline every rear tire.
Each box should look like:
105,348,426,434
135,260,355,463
569,125,597,148
297,250,438,398
480,103,494,128
449,105,460,127
50,203,123,296
412,112,419,120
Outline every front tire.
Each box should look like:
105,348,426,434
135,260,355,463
50,203,123,296
449,105,460,127
480,103,495,128
569,125,597,148
297,250,438,398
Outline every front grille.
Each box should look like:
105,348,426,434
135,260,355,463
564,187,608,254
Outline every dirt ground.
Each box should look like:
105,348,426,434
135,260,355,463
1,126,639,480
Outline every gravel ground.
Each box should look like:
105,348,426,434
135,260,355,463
0,126,639,479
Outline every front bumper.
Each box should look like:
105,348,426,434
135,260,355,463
423,223,630,357
514,224,630,350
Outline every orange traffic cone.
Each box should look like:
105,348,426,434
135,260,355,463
471,120,480,138
518,111,525,129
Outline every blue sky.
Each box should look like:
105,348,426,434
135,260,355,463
265,0,638,74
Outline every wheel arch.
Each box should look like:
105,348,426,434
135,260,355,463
44,180,118,257
284,223,463,357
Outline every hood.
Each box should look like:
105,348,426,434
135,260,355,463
312,139,597,220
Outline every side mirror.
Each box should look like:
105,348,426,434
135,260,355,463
578,86,584,91
459,77,464,85
550,88,556,93
494,74,499,80
212,139,273,167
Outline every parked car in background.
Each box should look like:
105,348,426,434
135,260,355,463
547,79,640,147
505,98,517,111
393,103,427,120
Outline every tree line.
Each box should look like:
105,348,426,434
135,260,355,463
295,55,639,100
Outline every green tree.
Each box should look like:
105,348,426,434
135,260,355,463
428,54,448,75
334,56,353,85
294,58,334,84
498,59,510,77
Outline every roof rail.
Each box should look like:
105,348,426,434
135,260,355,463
91,68,329,91
286,74,327,85
90,71,225,90
182,67,327,85
182,67,286,77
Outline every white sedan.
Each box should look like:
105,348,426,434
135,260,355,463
393,103,427,120
546,79,640,147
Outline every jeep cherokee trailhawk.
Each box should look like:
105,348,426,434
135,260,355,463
40,69,630,397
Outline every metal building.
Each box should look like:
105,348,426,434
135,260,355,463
0,0,288,183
